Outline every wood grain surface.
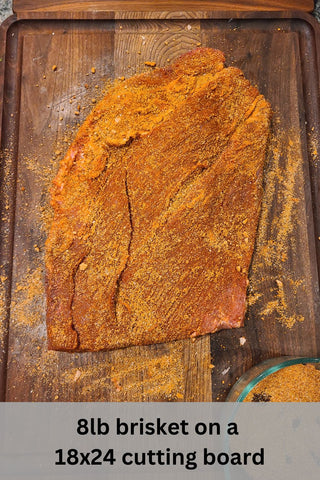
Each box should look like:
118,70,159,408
0,11,320,402
11,0,315,15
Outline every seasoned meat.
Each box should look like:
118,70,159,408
45,48,271,351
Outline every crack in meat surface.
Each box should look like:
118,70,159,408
45,48,271,351
113,171,134,323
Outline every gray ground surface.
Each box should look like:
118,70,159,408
0,1,320,22
0,0,12,23
314,0,320,20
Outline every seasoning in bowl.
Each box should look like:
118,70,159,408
244,363,320,402
226,357,320,402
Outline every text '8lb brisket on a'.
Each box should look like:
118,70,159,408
45,48,272,351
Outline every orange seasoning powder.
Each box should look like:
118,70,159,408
244,363,320,402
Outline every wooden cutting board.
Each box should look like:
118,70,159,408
11,0,316,16
0,7,320,402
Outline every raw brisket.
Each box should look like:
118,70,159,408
45,48,271,351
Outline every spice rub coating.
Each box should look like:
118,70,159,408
45,48,271,351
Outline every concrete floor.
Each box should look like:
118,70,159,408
0,0,12,23
314,0,320,20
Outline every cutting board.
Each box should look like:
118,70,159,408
11,0,316,16
1,6,320,402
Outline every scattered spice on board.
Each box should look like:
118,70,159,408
309,130,319,165
244,364,320,402
0,280,8,362
10,267,45,328
248,125,309,329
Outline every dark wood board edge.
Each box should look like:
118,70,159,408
294,11,320,306
10,8,317,20
12,0,315,16
0,16,18,136
0,14,22,401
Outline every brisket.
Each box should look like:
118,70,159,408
45,48,271,351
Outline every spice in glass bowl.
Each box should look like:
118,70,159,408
244,363,320,402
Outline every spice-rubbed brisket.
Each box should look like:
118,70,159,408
45,48,271,351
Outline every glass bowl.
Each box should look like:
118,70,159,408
226,356,320,402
